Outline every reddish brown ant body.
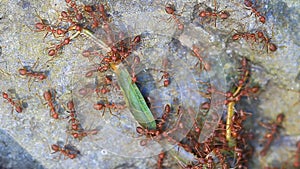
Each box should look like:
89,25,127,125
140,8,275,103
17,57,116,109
165,3,184,30
17,58,47,91
34,14,67,39
43,90,59,119
71,129,98,141
243,0,266,24
129,56,141,84
66,100,81,132
192,45,210,71
232,30,277,52
65,0,83,21
51,143,79,159
157,151,165,169
159,57,171,87
19,68,47,81
256,31,277,52
232,32,257,44
2,92,23,113
156,104,172,131
136,126,160,138
259,113,285,156
48,37,72,56
65,100,98,140
198,0,230,27
93,100,126,116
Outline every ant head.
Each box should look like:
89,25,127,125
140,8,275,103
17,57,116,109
165,2,176,14
67,100,74,110
48,49,57,56
199,11,207,17
165,6,175,15
43,90,52,100
276,113,285,123
15,106,23,113
38,73,47,80
244,0,253,7
268,43,277,52
139,139,147,146
2,92,8,99
220,11,230,19
136,126,144,134
158,152,165,159
93,103,104,110
132,35,141,44
164,104,171,112
259,16,266,24
68,154,77,159
51,144,60,152
35,22,45,30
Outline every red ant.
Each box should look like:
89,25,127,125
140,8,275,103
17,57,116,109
231,28,277,52
51,143,80,159
256,31,277,52
93,99,126,116
34,13,68,39
65,0,83,21
84,65,107,78
259,113,285,156
65,100,98,140
2,92,23,113
136,126,160,138
58,10,76,25
70,129,98,141
82,49,102,61
156,104,172,131
65,100,82,131
83,5,99,28
17,58,47,91
130,56,140,84
198,0,230,27
84,3,110,29
157,151,165,169
165,3,184,30
136,106,184,146
243,0,266,24
47,37,72,56
19,68,47,81
95,75,114,95
67,100,76,116
95,86,110,95
213,148,229,168
43,90,59,119
98,4,109,23
232,31,257,47
159,57,171,87
34,10,72,43
192,45,211,71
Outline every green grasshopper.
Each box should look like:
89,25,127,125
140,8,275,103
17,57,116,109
78,28,156,130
